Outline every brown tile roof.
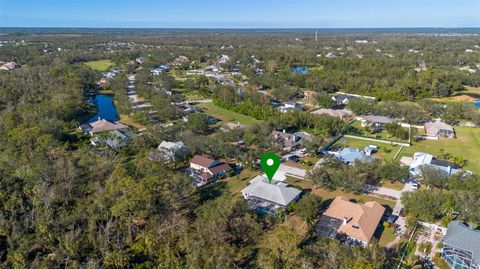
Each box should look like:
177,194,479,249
190,155,216,168
323,196,385,243
89,119,129,134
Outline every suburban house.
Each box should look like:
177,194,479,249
271,130,303,152
102,129,135,149
311,108,353,119
241,175,301,216
424,121,455,139
174,55,189,63
360,115,396,131
221,122,247,132
80,118,133,148
332,94,357,105
278,101,303,113
0,61,19,71
442,221,480,269
217,54,230,64
315,196,385,247
80,118,130,136
151,65,170,75
401,152,461,177
157,141,188,162
204,64,223,73
336,148,369,164
189,155,232,182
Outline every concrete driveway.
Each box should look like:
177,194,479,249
278,164,306,178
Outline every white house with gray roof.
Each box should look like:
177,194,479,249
241,176,301,216
157,141,188,162
442,221,480,269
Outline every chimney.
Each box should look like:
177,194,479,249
283,129,286,133
343,216,348,225
98,116,101,121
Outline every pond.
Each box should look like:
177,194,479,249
86,94,119,123
475,101,480,108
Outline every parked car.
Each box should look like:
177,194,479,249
288,155,300,162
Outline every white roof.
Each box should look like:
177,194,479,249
249,173,286,184
412,152,434,167
158,141,185,150
241,179,301,206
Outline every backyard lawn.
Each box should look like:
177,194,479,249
198,102,261,126
376,225,398,247
348,121,410,143
399,126,480,174
84,59,113,72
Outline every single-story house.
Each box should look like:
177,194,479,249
442,221,480,269
157,141,188,162
337,148,369,164
174,55,189,63
279,101,303,113
315,196,385,247
271,130,303,152
360,115,396,131
0,61,19,71
332,94,357,105
241,176,301,216
151,65,170,75
311,108,353,119
404,152,461,177
221,122,247,132
189,155,232,181
424,121,455,139
103,129,135,149
80,118,130,136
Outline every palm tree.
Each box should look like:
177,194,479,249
398,255,423,269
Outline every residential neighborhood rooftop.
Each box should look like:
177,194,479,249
241,179,301,207
321,196,385,243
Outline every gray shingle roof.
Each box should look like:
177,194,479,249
444,221,480,264
241,180,301,206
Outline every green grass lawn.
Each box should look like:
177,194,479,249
175,89,206,101
84,59,113,72
376,225,397,247
380,181,405,191
199,169,258,201
198,102,261,126
333,136,401,161
348,121,410,143
399,126,480,174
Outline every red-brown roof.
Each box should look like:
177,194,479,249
323,196,385,243
190,155,216,168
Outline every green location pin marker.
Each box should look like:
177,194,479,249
260,152,281,183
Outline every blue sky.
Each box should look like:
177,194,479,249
1,0,479,28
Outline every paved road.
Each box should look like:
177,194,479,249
187,99,212,104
